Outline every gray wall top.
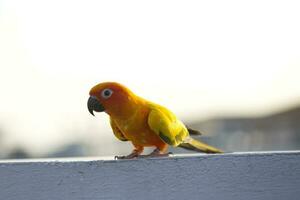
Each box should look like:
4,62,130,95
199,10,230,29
1,151,300,200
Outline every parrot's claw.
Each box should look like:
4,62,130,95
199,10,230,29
114,151,140,160
138,153,171,158
115,152,173,160
138,149,172,158
114,155,137,160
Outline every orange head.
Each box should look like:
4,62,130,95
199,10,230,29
87,82,140,118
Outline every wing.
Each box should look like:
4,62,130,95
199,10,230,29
109,118,128,141
147,105,188,146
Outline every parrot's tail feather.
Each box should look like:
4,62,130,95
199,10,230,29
179,137,223,154
186,126,202,135
178,143,200,152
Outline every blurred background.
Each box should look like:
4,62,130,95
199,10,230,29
0,0,300,159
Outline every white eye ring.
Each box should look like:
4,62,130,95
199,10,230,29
101,88,113,99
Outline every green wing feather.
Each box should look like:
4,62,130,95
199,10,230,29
109,118,128,141
147,105,188,146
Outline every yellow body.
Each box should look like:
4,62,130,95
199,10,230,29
89,82,222,154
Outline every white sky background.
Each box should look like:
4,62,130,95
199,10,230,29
0,0,300,155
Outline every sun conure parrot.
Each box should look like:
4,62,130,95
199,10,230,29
88,82,223,159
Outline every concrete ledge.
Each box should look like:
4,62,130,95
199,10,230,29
1,151,300,200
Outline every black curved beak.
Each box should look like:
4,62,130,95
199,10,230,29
87,96,105,116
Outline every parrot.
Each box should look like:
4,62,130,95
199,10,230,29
87,82,223,159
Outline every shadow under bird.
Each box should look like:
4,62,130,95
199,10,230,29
87,82,223,159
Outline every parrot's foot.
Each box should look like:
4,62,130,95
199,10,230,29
114,150,141,160
139,148,172,158
114,148,172,160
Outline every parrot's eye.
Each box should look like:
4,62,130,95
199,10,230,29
101,88,113,99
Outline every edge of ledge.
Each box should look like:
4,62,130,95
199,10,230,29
0,150,299,165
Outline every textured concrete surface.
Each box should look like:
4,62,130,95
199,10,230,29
0,151,300,200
